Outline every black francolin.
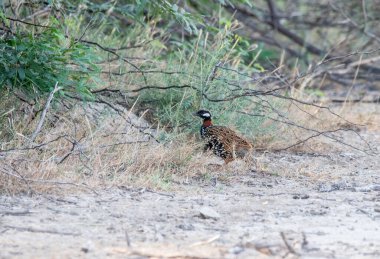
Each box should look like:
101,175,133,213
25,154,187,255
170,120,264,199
194,110,252,163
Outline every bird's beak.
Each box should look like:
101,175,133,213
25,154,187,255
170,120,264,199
192,112,199,117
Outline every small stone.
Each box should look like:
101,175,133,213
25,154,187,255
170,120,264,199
374,207,380,213
318,181,350,192
177,223,195,231
81,241,94,253
355,187,372,192
310,209,328,216
199,207,221,220
318,184,334,193
229,246,244,254
355,184,380,192
293,194,310,199
110,213,123,218
211,177,217,187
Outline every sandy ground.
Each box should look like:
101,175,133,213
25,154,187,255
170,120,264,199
1,105,380,258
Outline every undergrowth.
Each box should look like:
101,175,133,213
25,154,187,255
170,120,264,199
0,21,100,101
0,10,297,195
92,23,281,141
1,1,368,195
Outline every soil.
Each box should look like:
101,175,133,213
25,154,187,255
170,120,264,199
1,104,380,259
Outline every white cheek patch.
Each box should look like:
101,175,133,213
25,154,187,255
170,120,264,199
203,113,211,117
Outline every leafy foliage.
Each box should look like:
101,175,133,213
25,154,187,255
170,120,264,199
65,0,201,34
3,0,374,144
135,29,277,140
0,25,99,100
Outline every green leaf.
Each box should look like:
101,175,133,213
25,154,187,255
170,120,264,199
0,10,10,27
150,39,167,50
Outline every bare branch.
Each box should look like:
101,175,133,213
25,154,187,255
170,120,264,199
30,82,61,143
4,16,53,28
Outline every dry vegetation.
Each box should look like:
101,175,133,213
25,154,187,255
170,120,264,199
1,79,377,195
1,0,380,196
1,102,200,194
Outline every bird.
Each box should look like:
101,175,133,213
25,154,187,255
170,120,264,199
194,110,252,163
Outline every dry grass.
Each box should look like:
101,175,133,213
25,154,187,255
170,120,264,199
257,78,379,155
0,101,238,195
1,82,378,195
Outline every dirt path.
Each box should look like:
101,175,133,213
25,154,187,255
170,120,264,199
1,141,380,258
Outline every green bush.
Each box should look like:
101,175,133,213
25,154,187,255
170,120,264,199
0,23,100,101
134,30,278,140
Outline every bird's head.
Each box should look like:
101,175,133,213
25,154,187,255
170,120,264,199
194,110,212,120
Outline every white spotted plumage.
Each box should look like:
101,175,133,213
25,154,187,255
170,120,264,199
194,110,252,163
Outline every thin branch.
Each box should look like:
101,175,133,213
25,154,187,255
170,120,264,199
128,84,200,93
3,225,80,236
66,94,160,143
5,16,53,28
0,135,68,153
30,82,61,143
107,39,156,51
238,110,373,154
78,39,148,84
280,232,299,255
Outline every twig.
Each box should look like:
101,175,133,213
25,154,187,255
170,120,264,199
23,6,52,21
97,69,195,77
238,109,373,154
3,225,80,236
5,16,53,28
0,135,68,153
144,189,175,198
128,84,199,93
0,108,15,118
78,39,148,84
280,232,299,255
56,135,86,164
125,230,131,247
1,210,30,216
30,82,61,143
107,39,155,51
205,61,222,85
301,232,308,250
189,235,220,247
98,140,151,148
0,165,33,194
85,96,160,143
329,97,380,103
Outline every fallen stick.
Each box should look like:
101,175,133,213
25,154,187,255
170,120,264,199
1,210,30,216
4,225,80,236
280,232,299,255
189,235,220,247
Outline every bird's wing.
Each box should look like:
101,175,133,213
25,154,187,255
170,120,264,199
205,126,252,149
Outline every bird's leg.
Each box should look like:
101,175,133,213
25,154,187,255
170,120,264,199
223,152,234,164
